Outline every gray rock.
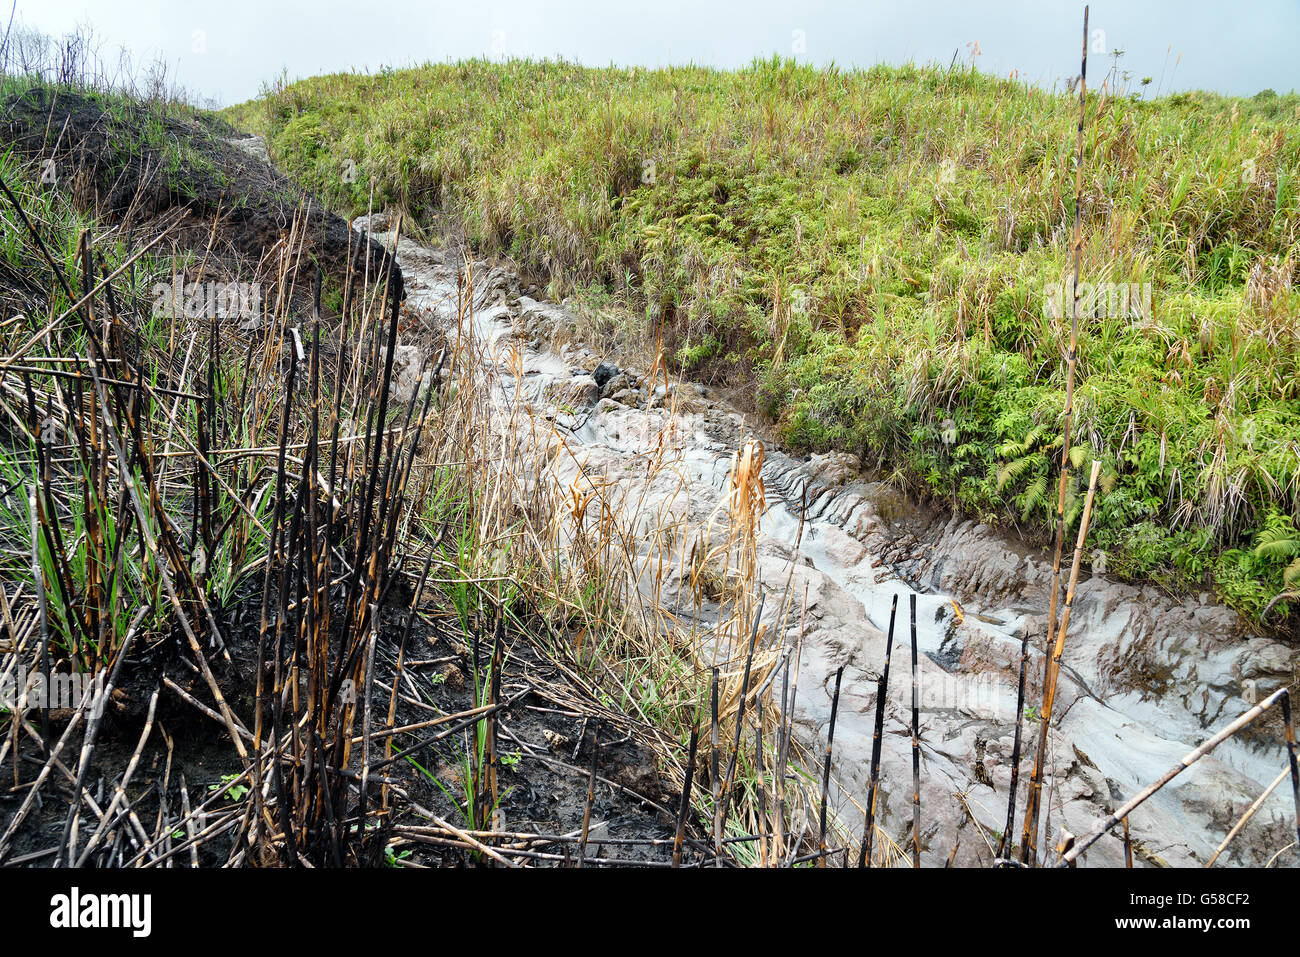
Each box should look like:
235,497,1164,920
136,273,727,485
226,134,270,164
384,344,432,403
352,211,391,234
547,375,599,409
592,361,620,389
600,373,630,397
810,451,861,487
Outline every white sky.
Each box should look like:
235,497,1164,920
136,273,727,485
8,0,1298,107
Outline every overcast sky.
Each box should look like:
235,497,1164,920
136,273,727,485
8,0,1297,107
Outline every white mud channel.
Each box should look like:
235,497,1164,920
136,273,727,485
362,215,1298,868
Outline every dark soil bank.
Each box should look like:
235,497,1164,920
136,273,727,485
1,84,399,300
0,576,691,868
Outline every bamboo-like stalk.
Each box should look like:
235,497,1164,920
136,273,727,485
909,593,921,868
356,612,378,851
818,665,844,865
1280,692,1300,857
672,721,699,868
773,622,801,863
1053,458,1102,656
577,720,601,868
179,775,198,869
1205,767,1288,867
71,684,158,867
367,690,528,772
57,631,133,864
771,655,789,861
858,593,898,867
1122,816,1133,868
1023,2,1091,865
1060,687,1295,865
1022,459,1102,862
30,484,50,755
710,665,721,864
255,318,302,864
997,619,1032,860
0,628,138,861
755,695,767,868
717,598,764,839
483,614,504,835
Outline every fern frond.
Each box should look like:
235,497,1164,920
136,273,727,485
996,453,1038,491
1254,534,1300,561
1022,473,1048,521
1285,556,1300,589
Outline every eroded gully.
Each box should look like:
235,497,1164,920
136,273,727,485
360,214,1298,868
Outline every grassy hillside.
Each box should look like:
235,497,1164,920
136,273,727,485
228,59,1300,626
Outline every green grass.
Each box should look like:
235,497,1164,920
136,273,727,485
0,146,176,668
228,58,1300,625
1,73,229,195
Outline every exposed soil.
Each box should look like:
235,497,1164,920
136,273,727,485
1,568,693,867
